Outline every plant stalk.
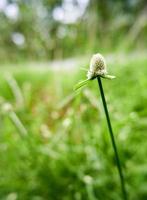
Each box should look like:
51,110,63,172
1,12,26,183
97,76,127,200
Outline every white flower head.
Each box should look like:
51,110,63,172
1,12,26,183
74,52,115,91
87,53,107,80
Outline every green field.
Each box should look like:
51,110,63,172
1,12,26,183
0,53,147,200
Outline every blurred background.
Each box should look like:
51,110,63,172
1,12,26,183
0,0,147,61
0,0,147,200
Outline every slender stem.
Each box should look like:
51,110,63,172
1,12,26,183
97,77,127,200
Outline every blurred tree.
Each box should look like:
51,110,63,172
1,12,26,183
0,0,147,62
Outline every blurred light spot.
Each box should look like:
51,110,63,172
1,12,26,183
53,7,64,21
40,124,52,139
129,0,139,7
6,193,17,200
4,3,19,20
11,33,25,46
0,0,7,11
83,175,93,184
53,0,89,24
1,102,13,113
36,2,48,19
129,112,138,120
62,118,72,128
119,126,131,141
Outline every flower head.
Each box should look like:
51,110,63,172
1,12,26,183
87,53,107,80
74,52,115,91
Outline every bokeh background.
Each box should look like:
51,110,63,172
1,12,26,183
0,0,147,200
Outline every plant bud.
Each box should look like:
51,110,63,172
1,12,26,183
87,53,107,80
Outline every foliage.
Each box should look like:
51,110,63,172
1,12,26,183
0,55,147,199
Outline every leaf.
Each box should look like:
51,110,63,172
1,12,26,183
74,79,90,91
101,74,116,80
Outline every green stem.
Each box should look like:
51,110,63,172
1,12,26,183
97,77,127,200
74,79,89,90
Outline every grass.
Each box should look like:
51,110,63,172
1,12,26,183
0,55,147,200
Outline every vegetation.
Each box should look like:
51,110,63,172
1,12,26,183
0,54,147,199
0,0,147,61
0,0,147,199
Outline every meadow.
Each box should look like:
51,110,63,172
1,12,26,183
0,52,147,200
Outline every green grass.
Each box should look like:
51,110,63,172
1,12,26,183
0,55,147,200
